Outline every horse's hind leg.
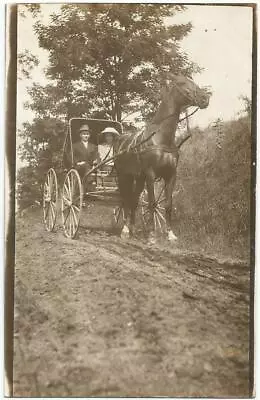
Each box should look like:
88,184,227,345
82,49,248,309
117,174,134,239
164,175,178,242
145,174,157,245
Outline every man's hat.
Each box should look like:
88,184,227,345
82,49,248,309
79,124,90,132
101,126,120,136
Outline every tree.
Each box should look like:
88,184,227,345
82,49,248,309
33,4,200,121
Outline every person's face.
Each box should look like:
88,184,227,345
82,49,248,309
105,133,114,145
80,130,90,142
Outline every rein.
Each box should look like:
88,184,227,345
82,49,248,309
115,105,199,158
82,106,197,181
85,88,200,177
178,107,199,123
82,129,158,178
137,106,199,153
156,106,199,125
149,105,199,130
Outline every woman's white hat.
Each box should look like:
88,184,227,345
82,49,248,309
101,126,120,136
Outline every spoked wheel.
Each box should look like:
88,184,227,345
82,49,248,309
112,205,124,231
140,180,167,234
62,169,83,239
43,168,58,232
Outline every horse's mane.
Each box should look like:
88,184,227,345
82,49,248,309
116,130,148,154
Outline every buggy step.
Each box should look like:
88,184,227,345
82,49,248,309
96,186,118,191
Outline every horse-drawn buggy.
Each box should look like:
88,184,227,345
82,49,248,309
43,74,210,243
43,118,120,238
42,117,166,239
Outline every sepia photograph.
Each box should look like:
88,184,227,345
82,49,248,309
5,2,255,397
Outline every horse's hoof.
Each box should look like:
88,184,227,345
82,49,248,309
121,225,130,240
147,235,156,246
168,231,178,242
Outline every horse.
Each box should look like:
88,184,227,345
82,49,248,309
114,74,210,244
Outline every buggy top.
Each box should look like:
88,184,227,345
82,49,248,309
63,118,123,169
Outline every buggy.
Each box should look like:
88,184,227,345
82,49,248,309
42,118,167,239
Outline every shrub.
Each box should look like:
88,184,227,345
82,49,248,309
173,116,251,259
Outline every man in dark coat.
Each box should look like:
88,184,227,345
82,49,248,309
73,124,99,177
73,124,99,192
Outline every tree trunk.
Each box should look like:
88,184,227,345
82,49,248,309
114,98,122,122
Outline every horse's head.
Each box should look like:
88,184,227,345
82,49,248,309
162,74,211,110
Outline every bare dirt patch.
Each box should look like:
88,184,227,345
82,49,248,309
13,205,251,397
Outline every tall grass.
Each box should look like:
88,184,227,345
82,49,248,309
173,116,251,260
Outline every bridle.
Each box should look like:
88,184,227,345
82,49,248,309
155,77,203,125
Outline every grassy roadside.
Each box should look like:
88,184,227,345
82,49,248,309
173,116,251,260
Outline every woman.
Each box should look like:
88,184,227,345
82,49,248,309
98,126,120,167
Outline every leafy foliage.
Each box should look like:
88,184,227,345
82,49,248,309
17,50,39,80
16,166,42,211
18,118,66,169
17,118,66,209
239,95,252,118
18,4,41,18
33,4,199,121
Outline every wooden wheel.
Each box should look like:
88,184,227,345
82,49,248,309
43,168,58,232
62,169,83,239
140,180,167,234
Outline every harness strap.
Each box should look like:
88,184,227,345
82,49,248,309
138,145,177,155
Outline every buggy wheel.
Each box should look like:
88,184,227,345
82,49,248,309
112,205,124,231
43,168,58,232
62,169,83,239
140,180,167,234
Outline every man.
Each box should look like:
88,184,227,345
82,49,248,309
72,124,99,193
73,124,99,178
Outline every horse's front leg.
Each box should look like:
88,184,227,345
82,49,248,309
164,174,178,242
121,208,131,239
129,175,145,236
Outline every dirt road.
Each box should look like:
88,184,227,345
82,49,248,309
13,206,251,397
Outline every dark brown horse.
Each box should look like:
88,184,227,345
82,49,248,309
114,74,210,243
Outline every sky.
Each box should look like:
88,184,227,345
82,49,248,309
172,5,253,126
16,4,253,139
